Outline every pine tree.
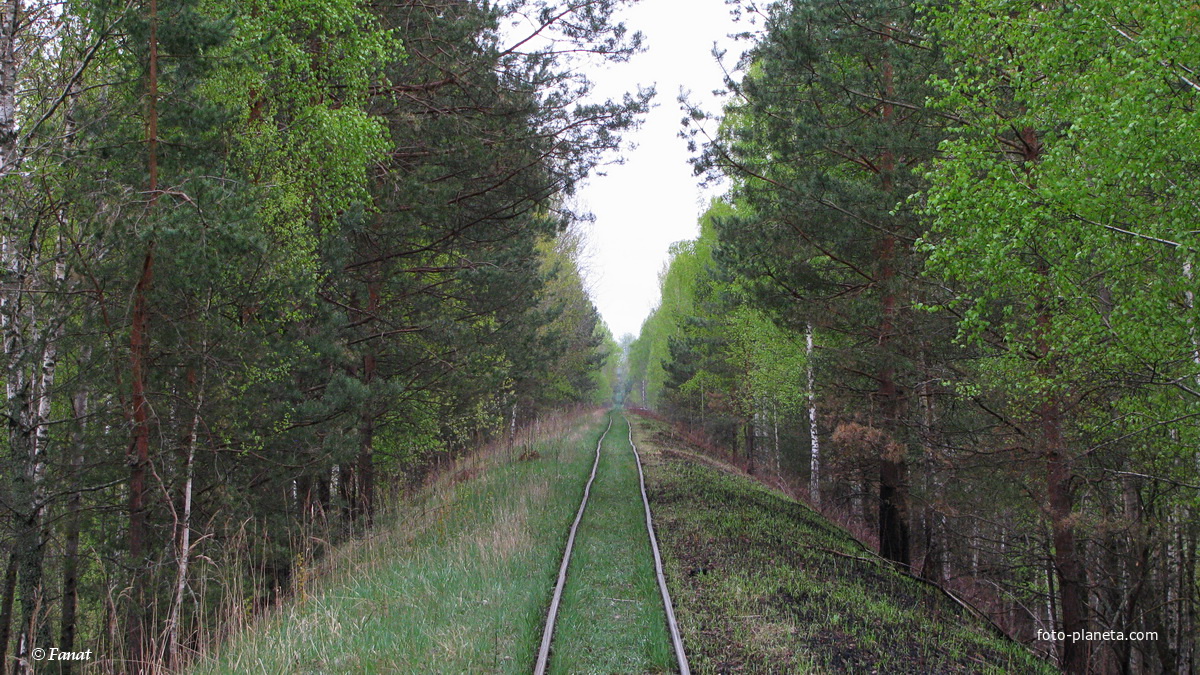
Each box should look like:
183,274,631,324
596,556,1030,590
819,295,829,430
694,0,951,565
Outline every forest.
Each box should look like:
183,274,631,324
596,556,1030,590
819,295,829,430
627,1,1200,673
0,0,1197,673
0,0,636,671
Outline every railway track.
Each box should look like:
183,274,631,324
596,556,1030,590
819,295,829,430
628,416,690,675
534,415,611,673
534,412,690,675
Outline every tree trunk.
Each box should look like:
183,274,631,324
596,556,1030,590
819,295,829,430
356,280,379,525
1181,526,1197,674
52,84,83,675
59,383,88,675
0,554,16,672
128,0,160,664
1182,261,1200,673
918,349,946,585
852,467,865,523
13,253,66,674
744,416,756,474
1036,294,1088,671
876,237,908,566
874,28,909,567
0,0,20,176
806,323,820,507
0,10,20,644
772,401,780,477
1160,508,1180,672
3,187,37,675
127,239,155,665
338,463,355,525
357,425,374,526
166,354,204,669
318,471,331,518
1046,541,1058,644
14,519,44,675
1045,402,1088,673
877,433,909,565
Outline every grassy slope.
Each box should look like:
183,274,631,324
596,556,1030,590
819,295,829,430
632,414,1055,675
549,413,674,674
192,413,607,674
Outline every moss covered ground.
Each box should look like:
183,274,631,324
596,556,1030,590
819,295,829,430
633,414,1054,675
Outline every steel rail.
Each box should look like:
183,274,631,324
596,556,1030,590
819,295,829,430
626,414,691,675
534,414,612,675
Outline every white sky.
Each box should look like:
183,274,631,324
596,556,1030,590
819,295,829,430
573,0,748,340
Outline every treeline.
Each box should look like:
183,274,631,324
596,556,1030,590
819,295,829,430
0,0,639,671
628,1,1200,673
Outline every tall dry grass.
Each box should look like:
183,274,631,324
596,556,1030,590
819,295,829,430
187,407,608,674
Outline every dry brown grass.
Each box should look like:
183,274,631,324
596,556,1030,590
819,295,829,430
193,407,606,674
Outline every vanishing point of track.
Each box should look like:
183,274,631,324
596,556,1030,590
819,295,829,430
534,412,691,675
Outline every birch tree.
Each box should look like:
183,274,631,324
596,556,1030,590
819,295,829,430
920,1,1200,670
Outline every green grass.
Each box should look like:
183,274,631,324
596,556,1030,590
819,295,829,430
194,409,1042,674
548,413,675,674
191,413,608,674
632,414,1055,675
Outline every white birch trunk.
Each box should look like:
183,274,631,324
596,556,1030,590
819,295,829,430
773,401,780,477
30,249,65,486
0,0,20,177
166,380,202,668
166,296,212,666
1186,261,1199,373
2,228,23,406
1177,259,1198,672
1,0,23,407
806,323,821,507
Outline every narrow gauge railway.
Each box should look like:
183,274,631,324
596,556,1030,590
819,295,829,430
534,413,690,674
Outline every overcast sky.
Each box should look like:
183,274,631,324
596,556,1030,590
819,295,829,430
571,0,749,340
